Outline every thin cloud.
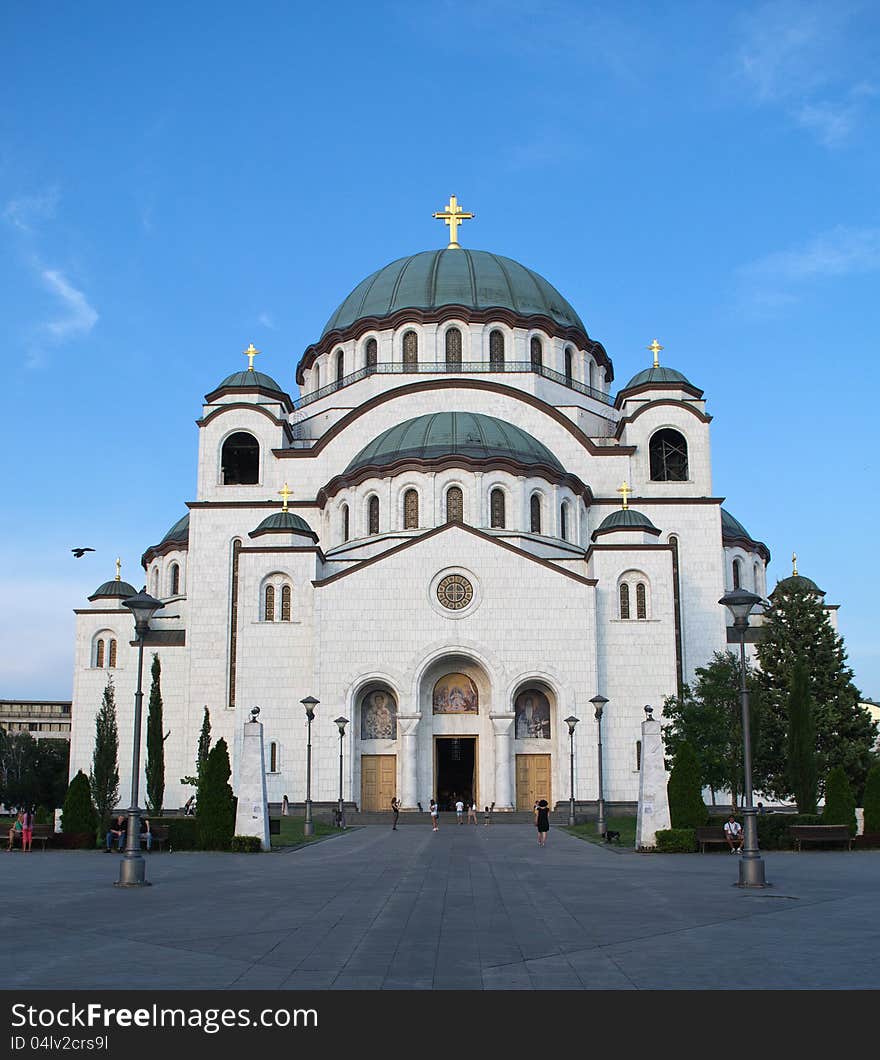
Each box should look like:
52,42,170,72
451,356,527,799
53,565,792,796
257,311,277,330
3,187,60,231
42,269,99,340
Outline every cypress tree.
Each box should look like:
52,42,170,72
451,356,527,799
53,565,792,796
862,765,880,834
61,769,97,835
667,741,707,829
786,660,817,813
90,678,120,837
196,738,235,850
822,766,857,835
145,653,166,815
757,576,877,800
181,706,212,800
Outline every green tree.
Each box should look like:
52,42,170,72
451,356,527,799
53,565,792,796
785,661,817,813
0,731,39,807
90,677,120,836
667,742,707,829
662,651,761,806
757,577,877,799
31,738,70,810
196,737,235,850
180,706,211,800
146,653,169,815
61,770,98,835
862,764,880,834
822,766,857,835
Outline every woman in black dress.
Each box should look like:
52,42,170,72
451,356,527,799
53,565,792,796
534,799,550,847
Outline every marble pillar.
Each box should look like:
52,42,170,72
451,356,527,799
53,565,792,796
635,716,671,850
398,714,421,809
234,720,270,850
490,713,515,809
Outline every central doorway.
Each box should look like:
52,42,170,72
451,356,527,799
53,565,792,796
435,737,477,811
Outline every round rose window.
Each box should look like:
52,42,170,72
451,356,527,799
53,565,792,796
436,574,474,611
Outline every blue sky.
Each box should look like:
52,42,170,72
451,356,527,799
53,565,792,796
1,1,878,698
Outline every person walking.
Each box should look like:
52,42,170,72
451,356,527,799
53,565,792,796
455,798,464,824
21,808,34,853
467,801,478,825
281,794,289,816
430,799,439,831
534,799,550,847
483,805,491,827
391,796,400,830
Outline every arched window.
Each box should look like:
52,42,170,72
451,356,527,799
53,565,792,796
530,336,543,370
754,562,761,594
489,329,505,369
530,494,542,534
368,495,380,535
490,488,505,529
95,639,105,668
365,337,378,371
446,486,463,523
342,503,350,542
170,562,180,596
564,347,573,384
314,364,321,390
733,558,742,590
335,348,344,384
404,488,419,529
281,585,291,622
402,330,418,367
269,742,278,772
636,582,647,619
445,327,462,368
152,568,159,597
619,583,630,619
108,639,117,668
264,584,275,622
560,502,569,541
650,428,689,482
221,432,260,485
636,740,642,770
588,360,595,390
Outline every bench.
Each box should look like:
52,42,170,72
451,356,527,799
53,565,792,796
695,826,730,852
6,822,54,850
789,825,852,851
147,825,168,852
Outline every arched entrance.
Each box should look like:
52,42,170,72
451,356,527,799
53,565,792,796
356,681,399,811
512,680,557,810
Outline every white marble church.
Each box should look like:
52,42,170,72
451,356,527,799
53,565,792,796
68,198,773,814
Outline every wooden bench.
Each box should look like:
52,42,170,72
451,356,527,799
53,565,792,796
144,824,168,852
7,822,54,850
695,826,730,852
790,825,852,851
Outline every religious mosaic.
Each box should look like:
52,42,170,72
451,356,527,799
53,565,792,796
514,688,551,739
432,673,479,714
361,689,397,740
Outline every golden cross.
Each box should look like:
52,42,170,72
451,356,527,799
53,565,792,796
243,342,260,371
278,483,293,512
433,194,474,249
617,481,632,510
115,557,122,581
792,552,798,576
647,339,664,368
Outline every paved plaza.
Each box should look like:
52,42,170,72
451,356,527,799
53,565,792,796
4,825,879,990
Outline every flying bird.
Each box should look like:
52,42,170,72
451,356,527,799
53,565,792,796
71,547,95,558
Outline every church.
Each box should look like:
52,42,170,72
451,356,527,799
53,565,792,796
68,197,774,815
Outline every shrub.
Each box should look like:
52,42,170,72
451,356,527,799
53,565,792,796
197,738,235,850
667,743,707,829
655,828,697,852
61,770,97,836
862,764,880,834
823,766,857,836
165,817,199,851
231,835,263,853
34,805,52,825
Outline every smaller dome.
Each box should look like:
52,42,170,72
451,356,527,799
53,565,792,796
216,369,286,394
250,510,316,538
597,508,658,532
159,513,190,546
773,573,824,596
620,365,693,391
721,508,770,561
89,579,138,602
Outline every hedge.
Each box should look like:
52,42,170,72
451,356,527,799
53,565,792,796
655,828,697,852
231,835,263,853
164,817,199,851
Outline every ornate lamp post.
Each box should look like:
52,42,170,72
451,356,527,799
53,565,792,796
565,716,579,825
590,695,608,835
300,697,318,836
334,716,348,828
117,589,163,887
719,588,767,887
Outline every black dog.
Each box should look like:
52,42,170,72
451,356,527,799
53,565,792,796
602,830,621,843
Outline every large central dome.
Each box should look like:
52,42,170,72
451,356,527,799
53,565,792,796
322,249,586,337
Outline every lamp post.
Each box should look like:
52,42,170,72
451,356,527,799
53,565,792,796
334,716,348,828
301,696,318,836
564,716,579,825
719,587,767,888
590,695,608,835
117,589,163,887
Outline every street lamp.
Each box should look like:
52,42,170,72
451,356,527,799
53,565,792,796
117,589,164,887
301,696,318,836
590,695,609,835
719,587,767,888
334,716,349,828
565,716,579,826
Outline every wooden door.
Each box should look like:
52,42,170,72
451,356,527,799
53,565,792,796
361,754,397,811
516,754,551,810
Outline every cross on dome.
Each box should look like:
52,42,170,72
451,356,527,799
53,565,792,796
243,342,260,371
433,195,474,249
617,481,632,510
792,552,798,576
278,483,293,512
115,557,122,581
647,338,664,368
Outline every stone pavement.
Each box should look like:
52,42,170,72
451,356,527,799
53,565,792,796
3,825,879,990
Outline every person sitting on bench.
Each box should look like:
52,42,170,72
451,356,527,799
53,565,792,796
724,815,744,853
140,817,152,852
105,815,127,851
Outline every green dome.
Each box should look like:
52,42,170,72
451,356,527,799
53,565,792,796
159,513,189,546
346,412,565,475
216,369,286,393
721,508,770,560
89,579,139,602
322,249,586,336
773,574,824,596
596,508,658,532
621,366,693,391
251,511,316,537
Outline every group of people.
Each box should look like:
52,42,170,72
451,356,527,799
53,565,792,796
104,815,153,852
6,809,35,852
